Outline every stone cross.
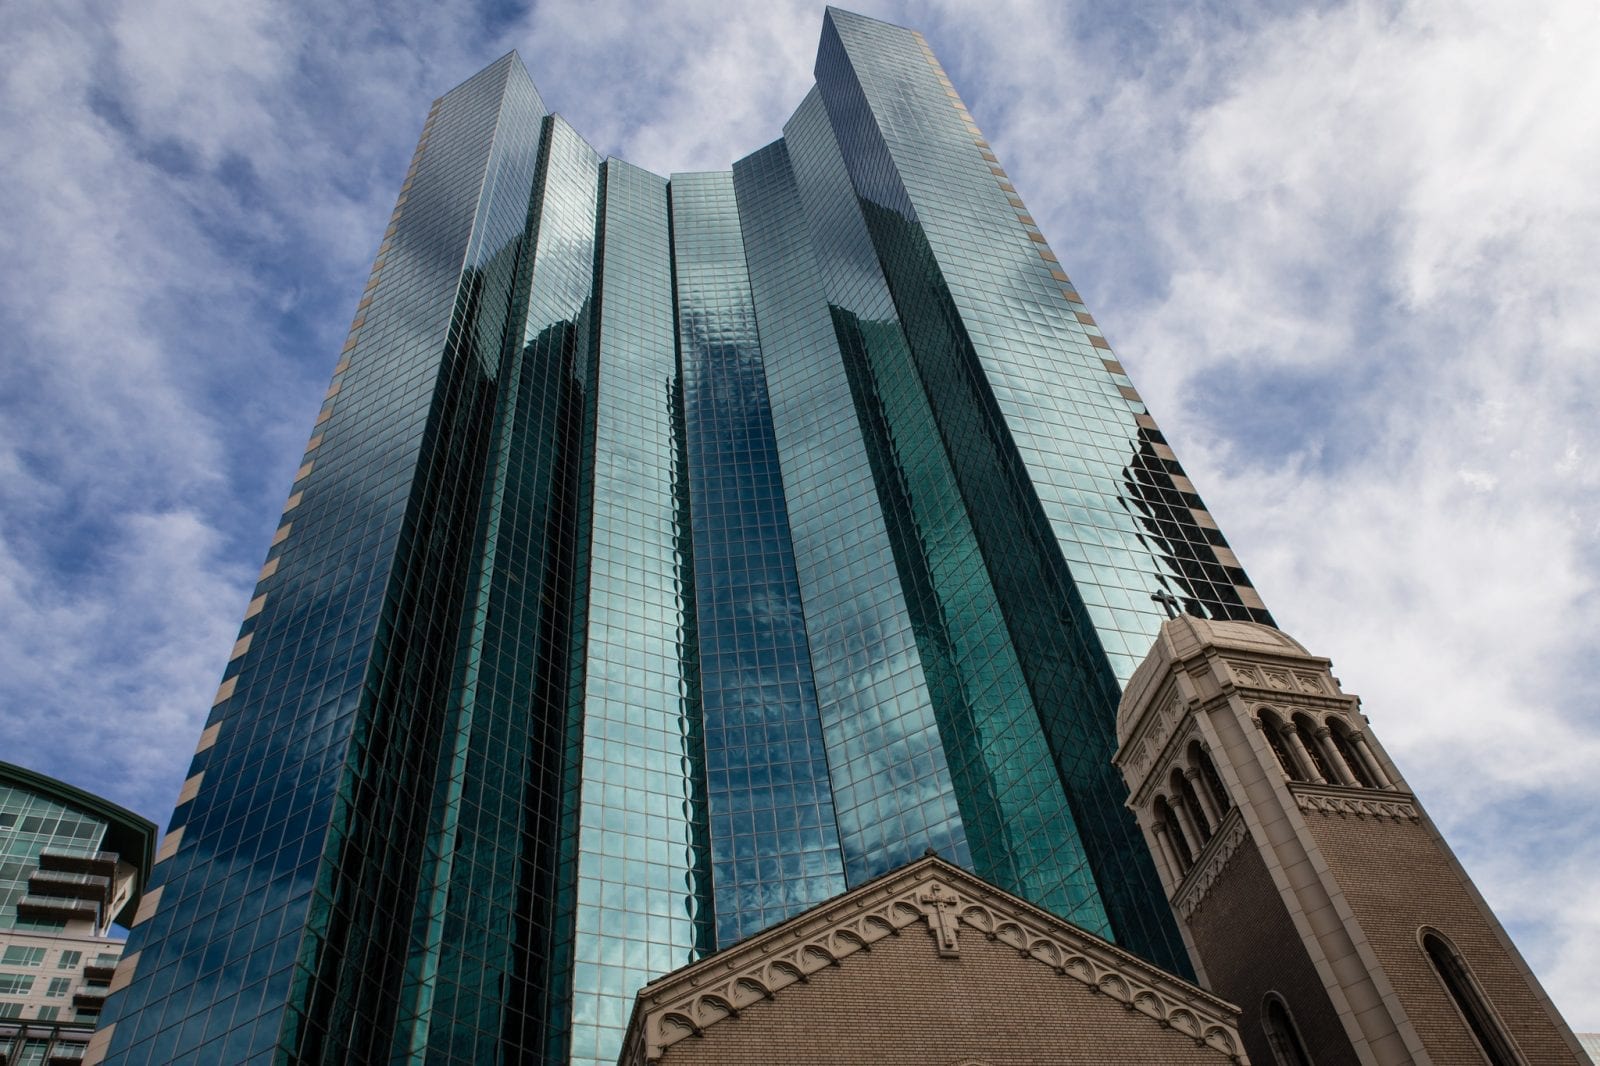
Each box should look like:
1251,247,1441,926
1151,589,1180,619
919,882,961,957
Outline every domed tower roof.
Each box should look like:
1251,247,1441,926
1116,616,1310,749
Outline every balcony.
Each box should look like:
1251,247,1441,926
70,988,105,1010
35,850,117,878
0,1022,93,1066
15,896,98,924
80,965,115,984
26,871,112,906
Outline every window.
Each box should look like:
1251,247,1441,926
35,1006,59,1021
13,1037,51,1065
1153,795,1193,870
1,946,45,967
0,974,36,995
56,950,81,969
46,977,71,998
1292,714,1333,781
0,1002,23,1018
1257,710,1300,780
1328,719,1376,787
1421,929,1524,1065
94,952,119,967
1262,993,1314,1066
1172,767,1212,844
1189,741,1231,814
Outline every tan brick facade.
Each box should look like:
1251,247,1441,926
653,930,1230,1066
1304,811,1579,1063
1114,616,1586,1066
620,855,1247,1066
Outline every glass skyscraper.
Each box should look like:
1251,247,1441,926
96,9,1273,1064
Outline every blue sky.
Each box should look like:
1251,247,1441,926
2,0,1596,1030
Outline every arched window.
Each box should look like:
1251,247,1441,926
1257,710,1300,780
1420,928,1524,1066
1261,993,1314,1066
1189,740,1231,814
1328,719,1376,787
1153,795,1193,870
1292,713,1333,782
1171,767,1212,844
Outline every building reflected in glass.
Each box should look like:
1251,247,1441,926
97,9,1274,1065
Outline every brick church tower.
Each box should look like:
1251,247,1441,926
1113,615,1585,1065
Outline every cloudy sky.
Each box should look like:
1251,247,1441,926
3,0,1596,1030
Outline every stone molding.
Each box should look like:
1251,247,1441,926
1224,660,1329,697
1290,782,1418,822
1119,686,1197,797
1171,808,1249,920
955,896,1242,1059
622,856,1244,1064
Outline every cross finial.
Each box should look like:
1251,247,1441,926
1151,588,1180,619
918,882,962,956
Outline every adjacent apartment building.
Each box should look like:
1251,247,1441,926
99,8,1307,1065
0,761,154,1064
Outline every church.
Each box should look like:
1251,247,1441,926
619,618,1587,1065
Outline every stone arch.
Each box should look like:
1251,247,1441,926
659,1011,699,1041
734,976,771,1002
1328,717,1377,787
1170,764,1213,844
1418,927,1527,1066
832,926,870,953
1290,712,1333,782
1187,738,1231,816
1132,989,1165,1019
1261,992,1314,1066
1152,794,1193,871
764,957,804,986
1256,707,1301,780
1030,938,1064,968
1098,972,1132,1003
802,942,838,968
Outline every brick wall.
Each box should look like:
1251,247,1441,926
657,924,1234,1066
1186,840,1361,1066
1305,810,1582,1064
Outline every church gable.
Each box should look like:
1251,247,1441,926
620,856,1246,1065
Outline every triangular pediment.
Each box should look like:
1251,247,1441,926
619,854,1245,1064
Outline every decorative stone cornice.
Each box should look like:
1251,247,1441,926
954,891,1242,1059
1290,782,1418,822
1171,808,1249,920
1119,687,1202,801
620,855,1245,1064
1224,660,1330,696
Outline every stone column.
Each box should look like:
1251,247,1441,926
1348,730,1394,789
1314,726,1359,786
1152,819,1186,882
1171,794,1208,854
1186,766,1223,826
1281,725,1326,784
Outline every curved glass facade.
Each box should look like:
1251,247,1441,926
99,10,1273,1066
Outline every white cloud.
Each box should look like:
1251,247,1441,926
0,0,500,818
511,0,820,173
974,0,1600,1028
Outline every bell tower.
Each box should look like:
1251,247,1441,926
1113,615,1584,1066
